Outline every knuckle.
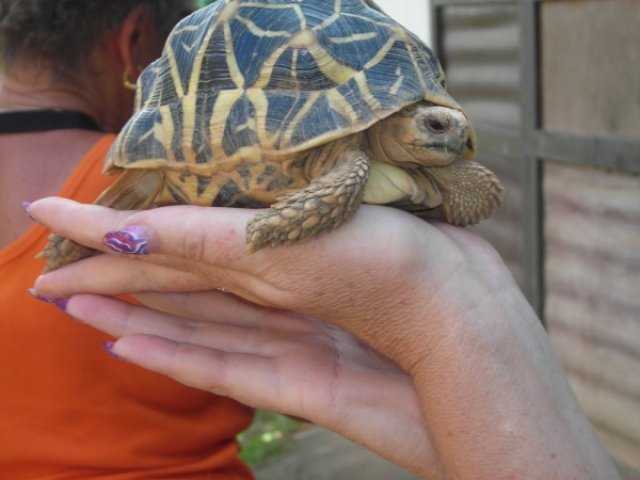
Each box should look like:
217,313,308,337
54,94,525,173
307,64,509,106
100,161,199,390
180,230,208,263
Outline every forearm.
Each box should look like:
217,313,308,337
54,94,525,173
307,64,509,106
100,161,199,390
405,278,619,479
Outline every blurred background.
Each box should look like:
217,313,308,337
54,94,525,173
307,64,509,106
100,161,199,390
203,1,640,478
433,2,639,479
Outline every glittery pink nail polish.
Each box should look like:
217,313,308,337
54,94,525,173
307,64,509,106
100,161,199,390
103,226,149,255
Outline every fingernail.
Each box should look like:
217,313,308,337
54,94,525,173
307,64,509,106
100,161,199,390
103,226,149,255
103,341,128,362
102,342,118,358
28,288,72,313
54,297,69,312
22,201,38,222
28,287,57,304
103,341,118,357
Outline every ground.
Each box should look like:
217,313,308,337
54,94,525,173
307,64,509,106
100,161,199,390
252,427,418,480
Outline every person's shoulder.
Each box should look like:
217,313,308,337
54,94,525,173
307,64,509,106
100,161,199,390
59,132,118,202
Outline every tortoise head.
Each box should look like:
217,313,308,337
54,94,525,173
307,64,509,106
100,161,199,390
362,27,477,169
366,101,477,170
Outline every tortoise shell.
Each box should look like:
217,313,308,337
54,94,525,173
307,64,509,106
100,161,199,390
107,0,463,173
40,0,503,271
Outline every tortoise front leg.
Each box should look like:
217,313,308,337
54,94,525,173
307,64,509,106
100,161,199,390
427,160,504,227
246,149,370,252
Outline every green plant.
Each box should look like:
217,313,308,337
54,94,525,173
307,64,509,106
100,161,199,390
237,410,304,467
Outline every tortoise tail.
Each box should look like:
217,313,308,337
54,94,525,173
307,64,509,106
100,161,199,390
93,169,164,210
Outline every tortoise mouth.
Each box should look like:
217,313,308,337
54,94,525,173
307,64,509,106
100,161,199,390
406,142,466,164
406,132,476,162
466,137,474,151
414,143,464,153
463,127,477,159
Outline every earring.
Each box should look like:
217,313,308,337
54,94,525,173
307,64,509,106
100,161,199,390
123,67,137,91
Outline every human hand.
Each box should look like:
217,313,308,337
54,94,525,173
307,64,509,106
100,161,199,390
30,196,510,372
57,289,436,475
29,197,619,479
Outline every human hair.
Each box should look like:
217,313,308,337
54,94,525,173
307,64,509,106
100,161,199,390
0,1,191,78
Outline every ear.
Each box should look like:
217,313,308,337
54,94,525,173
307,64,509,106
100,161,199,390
114,4,160,83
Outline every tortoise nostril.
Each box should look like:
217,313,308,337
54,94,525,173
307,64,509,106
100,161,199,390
425,115,450,134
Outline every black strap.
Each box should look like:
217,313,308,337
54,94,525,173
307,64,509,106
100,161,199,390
0,109,102,133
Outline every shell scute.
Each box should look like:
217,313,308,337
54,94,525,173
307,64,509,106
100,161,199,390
222,93,260,157
110,108,167,170
168,102,187,163
191,94,216,164
214,178,242,206
288,94,351,147
230,22,292,88
237,4,303,35
317,14,392,70
286,46,340,90
363,40,429,109
263,91,300,138
333,77,377,121
197,25,239,91
263,47,299,91
170,7,221,95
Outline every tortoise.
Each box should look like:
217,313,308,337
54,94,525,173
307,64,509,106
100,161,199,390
41,0,503,271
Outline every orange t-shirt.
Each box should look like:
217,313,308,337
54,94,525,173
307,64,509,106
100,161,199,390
0,136,254,479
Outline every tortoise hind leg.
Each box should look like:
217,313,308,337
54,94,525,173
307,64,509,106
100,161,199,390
246,150,370,252
39,234,99,273
40,169,164,272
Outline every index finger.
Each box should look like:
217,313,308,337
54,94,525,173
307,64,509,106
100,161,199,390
28,196,255,267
